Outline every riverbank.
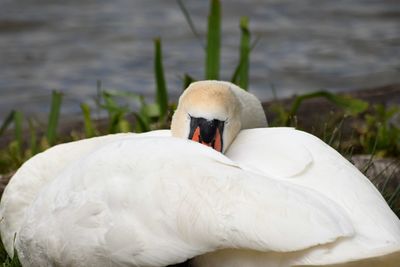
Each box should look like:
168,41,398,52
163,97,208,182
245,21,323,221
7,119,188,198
264,83,400,130
1,83,399,148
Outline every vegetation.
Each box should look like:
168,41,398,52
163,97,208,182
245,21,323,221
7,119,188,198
359,104,400,157
0,0,399,265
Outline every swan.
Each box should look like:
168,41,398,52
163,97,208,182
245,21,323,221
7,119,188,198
0,80,398,267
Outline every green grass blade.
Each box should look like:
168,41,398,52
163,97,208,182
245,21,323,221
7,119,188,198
13,111,23,158
183,73,196,90
231,17,251,90
0,232,21,266
230,63,241,86
205,0,221,80
108,112,123,134
0,111,15,137
134,97,151,133
327,117,345,147
100,90,144,104
101,91,120,112
287,91,369,125
134,113,150,133
154,38,169,118
99,90,139,133
176,0,204,49
80,103,96,138
95,80,103,120
99,91,130,114
118,119,131,133
46,91,63,146
237,17,250,90
28,118,38,156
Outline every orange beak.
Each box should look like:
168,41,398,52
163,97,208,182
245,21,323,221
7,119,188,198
188,117,224,153
191,126,223,152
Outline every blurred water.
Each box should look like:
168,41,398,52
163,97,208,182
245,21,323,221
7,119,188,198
0,0,399,121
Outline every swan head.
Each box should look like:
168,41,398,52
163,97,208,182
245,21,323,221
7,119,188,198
171,81,247,153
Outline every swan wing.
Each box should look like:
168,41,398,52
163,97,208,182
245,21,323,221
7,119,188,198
0,130,170,257
226,127,400,265
16,137,352,266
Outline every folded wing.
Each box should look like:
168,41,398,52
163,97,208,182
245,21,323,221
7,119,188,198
16,137,352,266
226,127,400,265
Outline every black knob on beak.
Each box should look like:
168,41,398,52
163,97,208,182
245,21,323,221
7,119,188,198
188,116,225,152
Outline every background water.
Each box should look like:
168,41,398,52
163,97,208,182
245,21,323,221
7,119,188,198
0,0,399,121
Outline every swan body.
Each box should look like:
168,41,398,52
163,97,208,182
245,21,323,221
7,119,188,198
13,136,353,266
194,128,400,267
0,80,399,266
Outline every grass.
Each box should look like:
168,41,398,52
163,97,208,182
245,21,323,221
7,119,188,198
359,104,400,157
154,38,169,119
268,91,369,127
205,0,221,80
0,235,20,267
266,94,400,215
0,0,399,265
231,17,250,90
46,91,63,146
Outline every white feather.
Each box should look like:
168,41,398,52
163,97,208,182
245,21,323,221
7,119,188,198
12,136,351,266
0,131,169,258
192,128,400,266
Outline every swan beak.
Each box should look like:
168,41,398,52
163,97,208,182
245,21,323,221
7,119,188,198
188,117,224,152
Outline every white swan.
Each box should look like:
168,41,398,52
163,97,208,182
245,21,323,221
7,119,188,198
0,80,399,267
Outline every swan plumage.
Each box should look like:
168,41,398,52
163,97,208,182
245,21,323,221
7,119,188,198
0,130,171,258
0,80,399,266
194,128,400,266
14,136,354,266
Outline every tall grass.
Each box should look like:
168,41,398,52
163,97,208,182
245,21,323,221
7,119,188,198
268,91,369,127
154,38,169,119
0,240,20,267
12,111,23,161
46,91,63,146
231,17,250,90
205,0,221,80
80,103,96,138
178,0,252,87
0,92,61,174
